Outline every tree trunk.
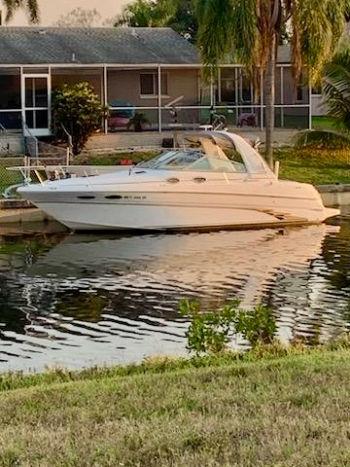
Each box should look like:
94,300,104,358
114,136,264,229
265,33,277,169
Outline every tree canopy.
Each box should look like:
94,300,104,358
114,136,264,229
196,0,350,165
2,0,39,23
115,0,198,42
54,8,103,27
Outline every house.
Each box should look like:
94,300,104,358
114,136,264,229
0,26,311,138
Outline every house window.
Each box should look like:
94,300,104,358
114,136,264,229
239,71,253,103
140,73,168,97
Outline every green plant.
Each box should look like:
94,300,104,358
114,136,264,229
179,299,277,355
115,0,198,42
179,299,239,354
235,304,277,347
293,129,350,149
52,82,107,155
127,112,150,132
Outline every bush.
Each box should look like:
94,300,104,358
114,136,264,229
293,129,350,149
180,299,277,355
52,82,107,155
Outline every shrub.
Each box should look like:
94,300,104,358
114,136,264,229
180,299,277,355
52,82,107,155
127,112,150,132
235,304,277,346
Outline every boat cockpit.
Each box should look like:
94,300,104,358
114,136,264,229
137,131,275,177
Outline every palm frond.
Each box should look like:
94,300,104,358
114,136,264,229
290,0,348,83
322,44,350,131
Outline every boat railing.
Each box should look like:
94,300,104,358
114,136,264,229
7,164,128,187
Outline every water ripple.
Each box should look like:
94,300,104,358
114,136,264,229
0,222,350,371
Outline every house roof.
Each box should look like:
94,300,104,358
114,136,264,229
0,27,199,65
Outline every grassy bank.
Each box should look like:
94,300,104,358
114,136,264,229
74,147,350,186
1,344,350,466
276,147,350,185
2,146,350,195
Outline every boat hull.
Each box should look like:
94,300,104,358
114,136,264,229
18,168,339,232
28,198,339,231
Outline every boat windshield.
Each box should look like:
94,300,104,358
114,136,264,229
138,149,247,173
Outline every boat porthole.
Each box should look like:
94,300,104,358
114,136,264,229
77,195,96,200
105,195,123,200
193,177,206,183
167,178,180,184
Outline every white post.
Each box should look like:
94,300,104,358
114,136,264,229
280,66,284,128
308,79,312,130
210,71,214,107
103,65,108,134
274,160,280,179
260,68,264,130
20,66,25,131
48,65,52,133
158,65,162,134
66,146,70,166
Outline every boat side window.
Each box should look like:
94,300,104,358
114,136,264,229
137,151,178,169
231,137,270,174
190,156,236,173
223,148,247,173
158,151,203,169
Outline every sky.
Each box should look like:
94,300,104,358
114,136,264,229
7,0,130,26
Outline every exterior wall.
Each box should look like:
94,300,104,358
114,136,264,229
51,69,103,101
312,94,327,116
0,63,312,134
107,68,200,107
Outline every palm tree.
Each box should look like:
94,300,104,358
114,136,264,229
196,0,350,167
323,43,350,132
294,42,350,148
2,0,39,23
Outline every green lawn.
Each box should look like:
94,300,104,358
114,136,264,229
1,345,350,466
277,147,350,185
2,146,350,195
73,147,350,186
312,116,338,131
0,160,23,195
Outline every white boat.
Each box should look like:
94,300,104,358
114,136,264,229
18,131,339,231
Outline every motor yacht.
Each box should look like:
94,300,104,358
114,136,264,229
18,131,339,231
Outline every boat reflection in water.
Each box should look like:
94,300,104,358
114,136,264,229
0,223,348,372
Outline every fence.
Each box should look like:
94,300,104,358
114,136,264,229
108,104,311,133
0,133,70,197
0,156,26,196
25,135,70,167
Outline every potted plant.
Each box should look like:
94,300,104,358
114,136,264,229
127,112,150,132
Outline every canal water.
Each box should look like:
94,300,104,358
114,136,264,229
0,219,349,372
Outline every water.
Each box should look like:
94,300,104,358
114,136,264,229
1,219,350,372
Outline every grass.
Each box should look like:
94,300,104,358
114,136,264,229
1,342,350,466
73,147,350,186
276,147,350,185
312,116,338,131
73,150,159,166
0,159,24,195
2,145,350,194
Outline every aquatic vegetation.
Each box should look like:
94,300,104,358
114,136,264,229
179,299,277,354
